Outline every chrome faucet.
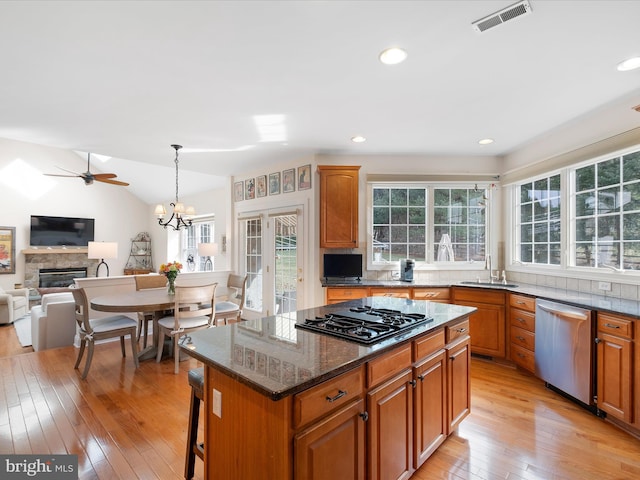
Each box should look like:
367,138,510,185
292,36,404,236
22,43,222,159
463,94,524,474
485,254,498,283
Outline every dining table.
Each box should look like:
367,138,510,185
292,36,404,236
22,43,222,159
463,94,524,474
90,288,176,361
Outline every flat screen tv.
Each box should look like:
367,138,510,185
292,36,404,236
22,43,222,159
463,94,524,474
323,253,362,280
30,215,95,247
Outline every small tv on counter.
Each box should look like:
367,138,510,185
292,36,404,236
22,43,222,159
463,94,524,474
30,215,95,247
323,253,362,281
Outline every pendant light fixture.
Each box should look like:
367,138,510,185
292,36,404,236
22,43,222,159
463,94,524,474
154,144,195,230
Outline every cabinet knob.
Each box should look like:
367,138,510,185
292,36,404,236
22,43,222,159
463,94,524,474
409,379,417,388
516,335,525,341
359,411,369,422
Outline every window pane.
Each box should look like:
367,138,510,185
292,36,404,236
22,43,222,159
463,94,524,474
521,224,532,242
534,244,548,263
576,192,595,217
408,189,426,206
433,207,448,224
390,189,408,206
408,207,425,224
550,243,561,265
373,188,389,205
623,151,640,182
623,242,640,269
576,218,595,242
373,207,389,224
623,183,640,211
391,225,407,242
520,182,533,203
521,204,533,222
575,243,594,267
576,165,595,192
408,226,425,243
550,220,561,242
598,158,620,187
598,187,619,214
434,189,450,206
521,244,532,262
391,207,407,224
623,212,640,239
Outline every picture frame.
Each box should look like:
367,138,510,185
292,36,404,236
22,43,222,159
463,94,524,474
245,178,256,200
256,175,267,198
0,226,15,274
282,168,295,193
298,164,312,190
269,172,281,195
234,181,244,202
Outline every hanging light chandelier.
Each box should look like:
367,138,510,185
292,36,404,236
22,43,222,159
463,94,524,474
154,144,195,230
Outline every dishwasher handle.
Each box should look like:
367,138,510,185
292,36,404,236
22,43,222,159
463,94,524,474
537,302,590,322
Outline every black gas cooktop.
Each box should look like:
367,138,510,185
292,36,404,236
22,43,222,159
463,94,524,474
295,305,433,345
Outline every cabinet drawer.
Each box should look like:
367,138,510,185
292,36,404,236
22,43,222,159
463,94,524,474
293,366,365,429
511,343,535,373
326,287,368,301
510,326,535,351
510,308,535,333
453,287,505,304
412,288,450,301
598,313,633,339
367,343,412,388
369,288,411,298
413,328,445,362
446,319,470,344
509,293,535,312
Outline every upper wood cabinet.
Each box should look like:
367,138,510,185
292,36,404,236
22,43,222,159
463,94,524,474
318,165,360,248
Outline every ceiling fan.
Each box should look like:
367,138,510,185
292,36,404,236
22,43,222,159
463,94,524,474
45,152,130,186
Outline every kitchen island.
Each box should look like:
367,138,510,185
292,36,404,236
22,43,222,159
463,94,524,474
182,297,476,480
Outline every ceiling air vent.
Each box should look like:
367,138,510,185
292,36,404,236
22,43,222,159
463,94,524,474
472,0,532,33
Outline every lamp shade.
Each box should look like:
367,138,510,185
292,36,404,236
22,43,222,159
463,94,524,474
87,241,118,260
198,243,219,257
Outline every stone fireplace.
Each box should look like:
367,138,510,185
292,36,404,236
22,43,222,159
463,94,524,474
23,250,100,289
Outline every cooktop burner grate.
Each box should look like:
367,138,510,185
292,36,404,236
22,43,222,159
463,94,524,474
296,306,433,345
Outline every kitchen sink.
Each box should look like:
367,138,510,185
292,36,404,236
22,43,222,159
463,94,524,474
460,281,519,288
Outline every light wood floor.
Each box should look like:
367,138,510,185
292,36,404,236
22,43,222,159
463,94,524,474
1,323,639,480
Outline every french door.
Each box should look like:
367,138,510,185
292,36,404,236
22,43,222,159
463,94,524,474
239,208,303,320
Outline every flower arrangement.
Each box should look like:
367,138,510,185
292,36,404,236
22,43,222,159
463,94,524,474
159,261,182,294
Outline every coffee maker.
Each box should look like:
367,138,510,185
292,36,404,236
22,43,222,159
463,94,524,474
400,259,415,282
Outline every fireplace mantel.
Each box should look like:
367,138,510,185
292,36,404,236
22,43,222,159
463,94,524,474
22,248,88,255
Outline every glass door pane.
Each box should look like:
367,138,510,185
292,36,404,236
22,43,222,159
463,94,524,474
274,214,297,325
244,217,263,313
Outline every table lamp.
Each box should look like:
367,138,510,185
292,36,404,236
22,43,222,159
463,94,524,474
88,241,118,277
198,243,218,271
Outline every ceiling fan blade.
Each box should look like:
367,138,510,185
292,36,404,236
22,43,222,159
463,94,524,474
96,177,130,186
92,173,118,179
44,173,81,178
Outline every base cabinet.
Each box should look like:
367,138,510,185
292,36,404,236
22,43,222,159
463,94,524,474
453,288,505,358
413,350,447,468
294,399,366,480
447,336,471,432
368,370,414,480
596,313,634,424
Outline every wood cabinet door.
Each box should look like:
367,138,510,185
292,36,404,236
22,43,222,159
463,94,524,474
318,166,360,248
413,350,447,469
597,332,633,423
367,369,414,480
294,398,366,480
457,301,505,358
447,337,471,433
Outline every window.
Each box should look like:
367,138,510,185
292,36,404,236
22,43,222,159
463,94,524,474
180,217,215,272
573,151,640,269
516,174,561,265
370,184,488,265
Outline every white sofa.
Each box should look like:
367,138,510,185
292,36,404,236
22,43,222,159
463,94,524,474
0,287,29,325
30,292,77,351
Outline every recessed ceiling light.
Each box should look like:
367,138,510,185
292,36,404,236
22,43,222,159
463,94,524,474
478,138,494,145
351,135,366,143
617,56,640,71
379,47,407,65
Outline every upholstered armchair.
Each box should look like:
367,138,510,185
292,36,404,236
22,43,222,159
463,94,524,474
30,292,77,351
0,287,29,325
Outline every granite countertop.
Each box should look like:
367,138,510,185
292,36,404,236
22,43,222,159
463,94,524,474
322,279,640,319
183,297,476,401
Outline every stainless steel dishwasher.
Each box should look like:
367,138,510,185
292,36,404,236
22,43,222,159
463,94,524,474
535,299,595,406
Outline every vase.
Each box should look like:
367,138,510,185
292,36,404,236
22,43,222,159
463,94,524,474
167,277,176,295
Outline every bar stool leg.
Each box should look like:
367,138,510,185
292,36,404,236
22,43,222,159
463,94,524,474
185,369,204,480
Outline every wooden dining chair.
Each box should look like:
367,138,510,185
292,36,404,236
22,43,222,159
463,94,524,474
134,274,168,348
71,287,140,379
214,274,247,325
156,283,217,374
